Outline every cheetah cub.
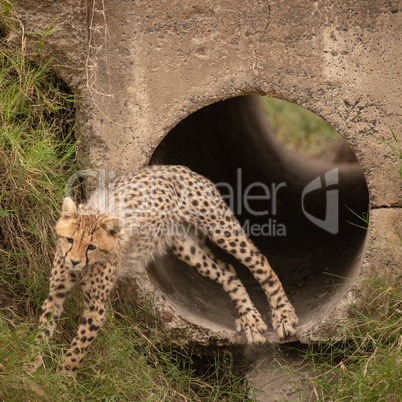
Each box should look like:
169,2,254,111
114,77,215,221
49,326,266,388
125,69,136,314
27,165,298,373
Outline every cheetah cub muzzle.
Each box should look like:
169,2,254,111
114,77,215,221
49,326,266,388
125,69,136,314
26,165,298,373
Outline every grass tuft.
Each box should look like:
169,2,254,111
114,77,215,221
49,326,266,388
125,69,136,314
295,277,401,401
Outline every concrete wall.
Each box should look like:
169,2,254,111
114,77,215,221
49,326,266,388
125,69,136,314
14,0,401,345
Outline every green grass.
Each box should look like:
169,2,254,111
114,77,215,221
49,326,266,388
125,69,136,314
0,2,76,317
0,304,250,401
262,97,340,157
289,278,401,401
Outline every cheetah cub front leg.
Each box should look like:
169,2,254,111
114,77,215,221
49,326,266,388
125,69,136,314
59,263,117,372
24,247,80,374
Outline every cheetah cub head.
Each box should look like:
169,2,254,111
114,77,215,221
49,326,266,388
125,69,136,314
55,198,122,272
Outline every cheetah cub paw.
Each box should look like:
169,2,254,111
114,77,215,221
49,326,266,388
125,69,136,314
23,355,43,375
235,307,268,345
272,304,298,341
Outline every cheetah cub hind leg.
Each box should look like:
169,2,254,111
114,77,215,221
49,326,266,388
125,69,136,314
271,303,298,341
234,306,267,345
207,254,268,344
171,235,267,345
220,262,268,345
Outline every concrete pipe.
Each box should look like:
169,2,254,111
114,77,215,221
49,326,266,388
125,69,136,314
143,95,369,344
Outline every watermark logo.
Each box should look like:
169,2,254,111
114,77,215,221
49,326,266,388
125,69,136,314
301,168,339,234
64,169,99,198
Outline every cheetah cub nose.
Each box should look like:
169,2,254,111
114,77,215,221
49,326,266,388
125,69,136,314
70,259,80,266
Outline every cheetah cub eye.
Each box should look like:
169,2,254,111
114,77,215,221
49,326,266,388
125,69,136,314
66,237,74,244
87,244,96,250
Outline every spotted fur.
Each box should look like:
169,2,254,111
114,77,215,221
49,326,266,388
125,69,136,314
26,165,298,373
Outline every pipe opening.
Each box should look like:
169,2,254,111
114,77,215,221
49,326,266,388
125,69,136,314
149,95,369,337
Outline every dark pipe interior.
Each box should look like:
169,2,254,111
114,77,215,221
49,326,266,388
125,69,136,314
149,95,369,333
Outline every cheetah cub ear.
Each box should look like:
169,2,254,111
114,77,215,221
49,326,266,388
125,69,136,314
101,216,122,237
61,197,78,219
